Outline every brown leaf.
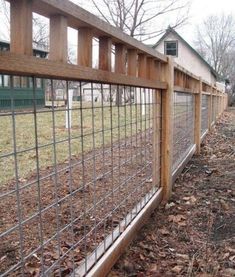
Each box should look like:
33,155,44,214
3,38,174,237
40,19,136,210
159,228,170,235
168,214,186,223
172,265,183,274
149,263,157,272
139,253,145,260
175,253,189,260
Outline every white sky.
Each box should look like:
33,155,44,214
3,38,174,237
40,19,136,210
180,0,235,44
0,0,235,48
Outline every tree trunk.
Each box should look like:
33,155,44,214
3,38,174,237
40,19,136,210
116,86,123,106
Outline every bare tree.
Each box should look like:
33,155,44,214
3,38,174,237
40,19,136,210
195,14,235,78
75,0,190,42
73,0,190,105
195,14,235,105
0,0,49,49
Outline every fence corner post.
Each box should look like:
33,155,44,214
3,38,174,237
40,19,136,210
161,57,174,202
195,78,202,154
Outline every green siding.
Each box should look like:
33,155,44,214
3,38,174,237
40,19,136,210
0,88,45,110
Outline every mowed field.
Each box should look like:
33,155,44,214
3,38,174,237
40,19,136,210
0,102,153,185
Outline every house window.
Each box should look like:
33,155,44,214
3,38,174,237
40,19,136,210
13,76,21,88
164,41,178,57
3,75,10,87
21,77,28,88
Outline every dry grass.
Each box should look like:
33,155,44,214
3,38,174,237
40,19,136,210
0,102,152,184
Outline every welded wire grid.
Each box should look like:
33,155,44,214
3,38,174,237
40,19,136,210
172,91,195,173
201,94,209,136
0,75,162,276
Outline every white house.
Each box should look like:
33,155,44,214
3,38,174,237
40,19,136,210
152,27,218,85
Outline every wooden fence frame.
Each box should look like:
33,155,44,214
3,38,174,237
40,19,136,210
0,1,228,276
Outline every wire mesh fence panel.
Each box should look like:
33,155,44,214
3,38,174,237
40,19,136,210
0,75,162,276
201,94,209,136
172,92,195,173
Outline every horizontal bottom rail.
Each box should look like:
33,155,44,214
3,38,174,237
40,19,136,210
172,144,196,183
201,130,208,141
75,187,163,277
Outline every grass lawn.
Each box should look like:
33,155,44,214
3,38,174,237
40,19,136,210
0,102,153,184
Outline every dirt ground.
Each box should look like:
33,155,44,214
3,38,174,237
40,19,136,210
109,108,235,277
0,128,155,276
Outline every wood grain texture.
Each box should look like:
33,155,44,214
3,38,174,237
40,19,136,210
127,49,137,77
78,28,93,67
208,89,213,130
153,90,161,188
194,78,202,154
0,51,167,89
161,57,174,201
7,0,166,62
99,37,112,71
115,44,126,74
146,58,156,80
50,15,68,62
138,54,147,79
10,0,32,55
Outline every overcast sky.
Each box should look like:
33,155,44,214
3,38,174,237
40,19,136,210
181,0,235,44
0,0,235,47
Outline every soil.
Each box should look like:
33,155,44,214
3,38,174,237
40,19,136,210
109,108,235,277
0,128,155,276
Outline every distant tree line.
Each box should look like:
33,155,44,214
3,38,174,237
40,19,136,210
195,14,235,105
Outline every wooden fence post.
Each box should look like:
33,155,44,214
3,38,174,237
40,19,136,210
153,90,161,189
161,57,174,201
195,78,202,154
208,87,213,130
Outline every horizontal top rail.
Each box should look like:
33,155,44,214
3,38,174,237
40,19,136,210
174,62,200,81
6,0,167,63
0,51,167,89
1,0,226,95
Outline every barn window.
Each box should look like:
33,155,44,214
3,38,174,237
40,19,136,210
164,41,178,57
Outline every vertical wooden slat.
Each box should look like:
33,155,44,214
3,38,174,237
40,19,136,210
50,15,68,62
195,78,202,154
78,28,93,67
127,49,137,76
155,61,161,82
10,0,32,55
147,57,156,80
216,90,219,120
138,54,147,78
99,37,112,71
161,57,174,201
208,87,213,130
115,44,126,74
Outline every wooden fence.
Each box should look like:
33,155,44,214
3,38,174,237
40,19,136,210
0,0,228,276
